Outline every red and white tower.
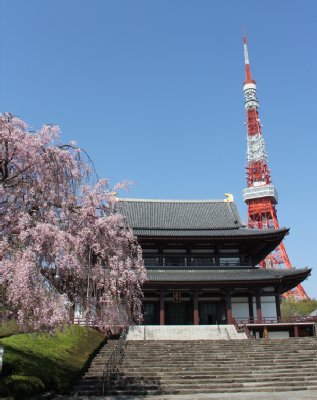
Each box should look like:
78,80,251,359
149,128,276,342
242,37,309,299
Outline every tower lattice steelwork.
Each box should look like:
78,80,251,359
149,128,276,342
241,37,309,299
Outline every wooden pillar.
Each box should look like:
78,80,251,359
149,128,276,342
193,291,199,325
248,296,254,323
159,291,165,325
226,294,233,324
275,294,281,321
294,325,299,337
255,292,262,323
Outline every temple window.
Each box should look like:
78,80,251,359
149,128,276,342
143,256,160,266
219,256,241,266
164,256,187,267
190,257,214,266
219,248,240,254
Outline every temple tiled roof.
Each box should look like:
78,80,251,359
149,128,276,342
130,228,287,237
117,198,288,238
118,198,243,229
145,267,311,283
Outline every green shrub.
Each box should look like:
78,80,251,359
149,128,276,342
0,375,45,398
0,320,20,338
281,298,317,318
0,325,105,398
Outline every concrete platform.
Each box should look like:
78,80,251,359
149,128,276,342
126,325,247,340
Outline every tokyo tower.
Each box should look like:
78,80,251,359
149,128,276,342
241,37,309,299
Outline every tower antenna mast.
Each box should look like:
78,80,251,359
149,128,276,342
242,36,309,299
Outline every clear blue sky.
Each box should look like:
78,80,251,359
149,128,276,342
1,1,316,297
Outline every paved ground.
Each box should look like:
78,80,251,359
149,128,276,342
56,390,317,400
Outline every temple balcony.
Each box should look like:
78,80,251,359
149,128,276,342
143,256,249,268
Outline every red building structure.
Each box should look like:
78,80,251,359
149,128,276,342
241,37,308,299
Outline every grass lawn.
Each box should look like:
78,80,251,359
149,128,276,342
0,325,106,398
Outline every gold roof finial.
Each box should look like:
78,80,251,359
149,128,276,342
224,193,234,203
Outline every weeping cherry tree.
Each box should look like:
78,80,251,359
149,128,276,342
0,113,146,333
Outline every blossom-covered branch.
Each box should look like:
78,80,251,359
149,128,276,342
0,113,146,332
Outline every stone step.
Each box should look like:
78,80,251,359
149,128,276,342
107,379,317,390
125,348,317,354
123,354,317,360
120,362,317,368
118,365,317,374
126,341,317,345
77,381,317,396
116,366,317,374
127,340,317,342
125,344,317,347
124,357,317,363
86,370,317,381
126,344,317,348
104,385,317,396
101,384,317,396
88,377,317,386
110,376,317,385
125,344,317,349
124,349,317,355
74,337,317,396
88,368,317,376
83,376,317,386
129,345,317,347
113,360,317,369
126,346,317,351
113,370,317,379
125,345,317,350
122,354,317,360
126,343,317,347
120,360,317,368
125,347,317,353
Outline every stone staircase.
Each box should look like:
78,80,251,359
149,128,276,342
75,337,317,396
73,339,118,395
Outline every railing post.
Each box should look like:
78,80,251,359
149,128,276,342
193,291,199,325
226,293,233,324
275,293,281,319
160,291,165,325
294,325,299,337
0,346,3,375
248,295,254,322
255,292,262,324
102,328,128,395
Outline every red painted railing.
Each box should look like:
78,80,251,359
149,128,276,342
232,318,254,338
235,316,317,325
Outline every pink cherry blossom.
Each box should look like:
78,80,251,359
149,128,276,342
0,113,146,333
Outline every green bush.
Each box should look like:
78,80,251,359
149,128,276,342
281,298,317,318
0,319,20,338
0,375,45,398
0,325,105,398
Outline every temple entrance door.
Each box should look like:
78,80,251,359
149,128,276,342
199,302,227,325
143,303,159,325
199,303,217,325
166,302,192,325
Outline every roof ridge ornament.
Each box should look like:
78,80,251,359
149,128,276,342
224,193,234,203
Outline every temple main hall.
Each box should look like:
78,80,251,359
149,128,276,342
118,197,312,337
